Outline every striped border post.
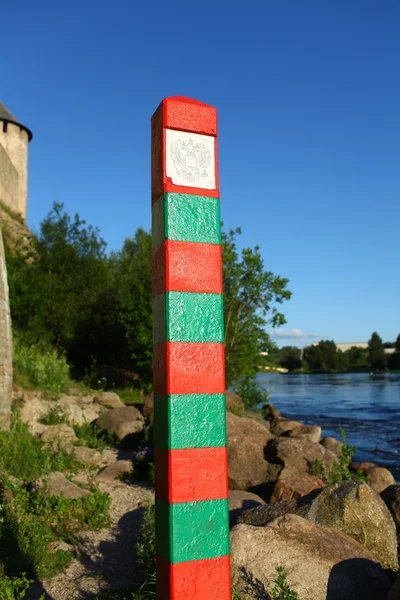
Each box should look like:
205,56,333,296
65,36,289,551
151,97,231,600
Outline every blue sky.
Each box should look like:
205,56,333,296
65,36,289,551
2,0,399,346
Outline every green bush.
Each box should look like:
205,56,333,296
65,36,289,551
328,429,367,484
0,419,78,482
13,336,71,395
233,375,270,410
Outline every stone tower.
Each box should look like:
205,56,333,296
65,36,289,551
0,101,32,221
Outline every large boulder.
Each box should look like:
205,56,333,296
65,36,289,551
143,393,154,420
95,406,144,441
229,490,265,526
270,475,325,503
308,480,398,569
19,397,56,424
227,412,274,490
381,484,400,526
273,419,303,436
264,436,337,480
96,460,132,482
231,514,391,600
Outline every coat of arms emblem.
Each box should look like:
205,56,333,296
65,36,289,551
169,137,211,184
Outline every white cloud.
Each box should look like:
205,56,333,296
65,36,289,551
270,329,324,340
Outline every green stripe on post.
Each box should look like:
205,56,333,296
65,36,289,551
152,193,221,248
153,292,224,344
154,394,227,450
155,498,230,564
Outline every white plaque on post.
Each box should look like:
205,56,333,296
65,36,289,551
165,129,216,190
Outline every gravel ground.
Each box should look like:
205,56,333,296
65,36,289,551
27,480,154,600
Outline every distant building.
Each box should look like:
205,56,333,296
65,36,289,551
320,342,395,355
0,101,32,221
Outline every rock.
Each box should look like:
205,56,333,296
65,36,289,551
381,485,400,525
226,412,273,447
35,472,90,499
96,392,125,409
351,461,376,472
228,490,265,526
261,402,282,424
40,424,78,447
308,480,398,569
389,577,400,600
71,446,103,467
29,421,48,438
227,412,274,490
273,419,303,435
95,406,144,441
270,475,325,503
57,396,102,426
143,393,154,419
321,436,343,457
49,541,74,553
264,437,338,479
231,514,391,600
96,460,132,482
226,391,245,414
59,393,94,405
228,439,270,491
238,490,318,527
283,424,322,444
363,466,395,495
19,397,56,423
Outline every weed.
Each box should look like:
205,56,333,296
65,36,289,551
328,429,367,484
228,404,245,417
0,418,79,482
13,336,71,395
308,457,324,478
271,566,298,600
0,564,35,600
73,422,119,451
136,503,155,579
40,407,68,425
0,484,110,580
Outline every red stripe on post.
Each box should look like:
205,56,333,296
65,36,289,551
152,241,223,296
153,342,225,395
156,555,231,600
155,447,229,503
152,100,219,203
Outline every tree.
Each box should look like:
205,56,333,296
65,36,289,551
345,346,369,371
396,334,400,352
222,228,291,386
0,225,12,429
368,332,386,372
279,346,302,372
303,340,341,372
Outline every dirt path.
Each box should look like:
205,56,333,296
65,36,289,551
28,480,154,600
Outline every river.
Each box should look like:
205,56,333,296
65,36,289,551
257,372,400,479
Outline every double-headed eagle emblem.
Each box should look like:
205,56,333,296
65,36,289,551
170,137,211,184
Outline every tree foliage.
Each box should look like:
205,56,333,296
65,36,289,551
5,205,291,390
368,332,386,372
222,228,291,386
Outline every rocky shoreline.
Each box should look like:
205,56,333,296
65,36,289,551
4,387,400,599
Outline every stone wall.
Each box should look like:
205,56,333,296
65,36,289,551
0,141,19,214
0,124,29,220
0,224,12,429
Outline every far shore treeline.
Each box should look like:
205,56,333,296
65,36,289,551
3,202,291,404
268,334,400,374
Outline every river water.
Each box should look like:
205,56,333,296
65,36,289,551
257,372,400,479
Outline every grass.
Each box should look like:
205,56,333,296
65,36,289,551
73,422,120,452
0,483,110,580
327,429,367,484
271,566,298,600
13,336,71,396
0,418,79,482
